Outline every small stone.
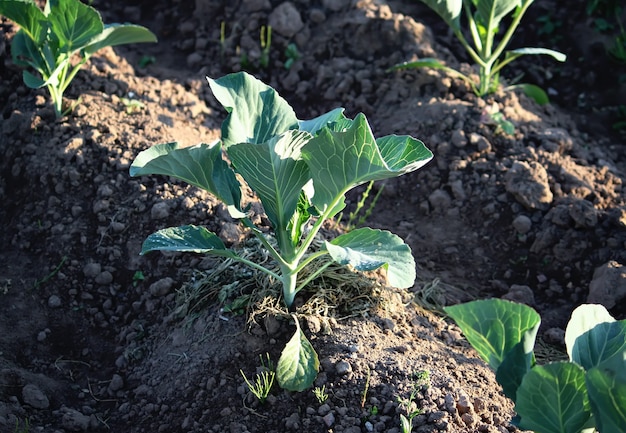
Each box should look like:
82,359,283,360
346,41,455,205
502,284,535,305
323,412,335,427
543,327,565,345
268,2,304,38
150,277,174,297
109,374,124,392
451,129,467,148
83,263,101,278
428,189,452,211
95,271,113,285
335,360,352,375
587,261,626,309
151,202,170,219
22,384,49,409
47,295,62,308
62,408,90,431
512,215,532,234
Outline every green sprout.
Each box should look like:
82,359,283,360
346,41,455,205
313,385,329,404
240,353,276,404
0,0,156,118
284,43,300,69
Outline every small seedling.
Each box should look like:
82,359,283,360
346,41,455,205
284,43,300,70
240,353,276,404
390,0,566,102
132,270,145,287
312,385,328,404
259,25,272,69
121,95,145,114
0,0,156,118
33,256,67,289
138,55,156,68
13,418,30,433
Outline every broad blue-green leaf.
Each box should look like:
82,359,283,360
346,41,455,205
22,69,46,88
208,72,298,148
496,338,536,400
83,24,157,55
298,107,346,135
569,321,626,371
444,299,540,371
565,304,616,364
509,47,567,62
326,228,416,289
48,0,103,52
420,0,462,30
586,363,626,432
302,113,432,216
474,0,522,28
516,362,591,433
0,0,47,43
227,130,312,235
276,316,319,392
130,142,242,213
141,225,236,257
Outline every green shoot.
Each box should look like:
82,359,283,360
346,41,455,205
240,353,276,404
313,385,329,404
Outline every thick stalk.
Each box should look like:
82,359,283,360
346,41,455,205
280,264,299,308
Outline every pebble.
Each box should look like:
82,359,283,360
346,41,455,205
47,295,62,308
22,384,49,409
149,277,174,297
151,202,170,219
95,271,113,285
335,360,352,375
512,215,532,234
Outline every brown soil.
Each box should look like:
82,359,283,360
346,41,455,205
1,1,625,432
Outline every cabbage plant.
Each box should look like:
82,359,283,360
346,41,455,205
391,0,566,102
0,0,156,118
445,299,626,433
131,71,433,391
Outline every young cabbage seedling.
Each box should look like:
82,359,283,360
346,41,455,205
0,0,157,118
130,71,433,391
391,0,566,102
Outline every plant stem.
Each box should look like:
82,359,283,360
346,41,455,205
281,264,299,307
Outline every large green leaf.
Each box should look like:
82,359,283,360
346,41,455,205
208,72,298,148
276,317,319,392
141,225,235,257
516,362,591,433
302,113,432,216
227,130,312,236
83,23,157,55
130,142,242,214
586,363,626,432
474,0,522,28
569,321,626,371
565,304,616,364
325,228,416,289
0,0,47,43
47,0,103,52
444,299,540,371
420,0,462,30
496,338,535,400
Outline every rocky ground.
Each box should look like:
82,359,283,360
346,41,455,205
0,0,625,432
